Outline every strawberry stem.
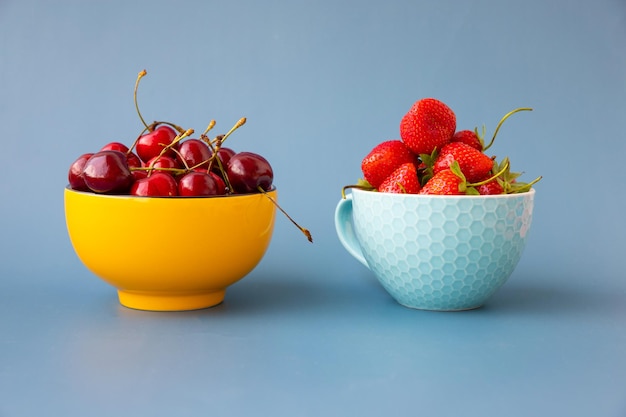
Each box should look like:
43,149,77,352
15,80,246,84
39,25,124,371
483,107,533,151
468,159,510,187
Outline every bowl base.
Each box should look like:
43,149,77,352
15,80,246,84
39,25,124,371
397,301,484,312
117,289,226,312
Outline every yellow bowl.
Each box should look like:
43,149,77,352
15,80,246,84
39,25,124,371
64,187,277,311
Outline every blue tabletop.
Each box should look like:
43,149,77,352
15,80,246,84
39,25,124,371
1,1,625,416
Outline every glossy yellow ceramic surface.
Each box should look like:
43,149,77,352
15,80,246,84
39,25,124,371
64,188,277,311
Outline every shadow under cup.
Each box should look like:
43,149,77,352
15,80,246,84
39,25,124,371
335,188,535,311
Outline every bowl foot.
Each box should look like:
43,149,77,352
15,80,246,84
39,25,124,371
397,301,484,311
117,289,226,311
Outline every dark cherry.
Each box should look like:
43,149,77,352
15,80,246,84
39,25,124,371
82,150,133,194
226,151,273,193
100,141,129,152
211,147,236,173
146,155,181,171
130,172,178,196
126,152,143,169
178,171,219,196
135,125,178,163
131,169,149,182
68,153,94,191
210,171,227,194
177,139,212,169
100,142,142,168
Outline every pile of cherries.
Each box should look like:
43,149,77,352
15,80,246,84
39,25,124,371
67,70,273,198
67,70,312,242
68,119,273,197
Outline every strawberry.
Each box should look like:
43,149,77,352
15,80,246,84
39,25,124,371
433,141,494,183
361,140,417,188
378,162,421,194
490,157,542,194
476,180,504,195
451,129,483,151
419,169,465,195
400,98,456,155
419,161,472,195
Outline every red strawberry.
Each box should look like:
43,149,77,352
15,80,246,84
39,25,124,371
378,162,421,194
361,140,417,188
419,169,465,195
451,129,483,151
476,180,504,195
419,161,476,195
400,98,456,155
433,141,494,183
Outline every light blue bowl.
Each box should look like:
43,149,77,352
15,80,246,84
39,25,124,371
335,188,535,311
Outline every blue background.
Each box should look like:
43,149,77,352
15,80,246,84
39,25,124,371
1,1,625,416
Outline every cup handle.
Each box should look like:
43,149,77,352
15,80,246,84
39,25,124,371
334,194,369,268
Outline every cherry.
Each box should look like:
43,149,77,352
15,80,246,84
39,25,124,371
100,141,129,153
82,150,133,194
177,139,212,169
210,147,236,173
131,169,149,182
100,142,143,169
135,125,178,163
210,171,227,194
178,171,219,196
126,152,143,169
226,152,273,193
68,153,94,191
130,171,178,196
145,155,181,172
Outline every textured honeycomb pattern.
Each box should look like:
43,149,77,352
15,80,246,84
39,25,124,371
349,190,534,310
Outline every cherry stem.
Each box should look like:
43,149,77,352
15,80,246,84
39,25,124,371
202,120,216,137
146,128,194,174
258,186,313,243
201,138,235,193
216,117,246,146
132,166,187,175
127,126,151,156
483,107,533,151
151,121,186,134
134,69,150,131
171,147,191,171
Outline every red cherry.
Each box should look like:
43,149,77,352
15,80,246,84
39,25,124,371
146,155,181,171
130,172,178,196
211,147,236,172
100,142,142,168
68,153,94,191
135,125,178,163
131,169,149,182
82,150,133,194
209,171,227,194
177,139,212,169
178,171,219,196
126,152,143,169
226,152,273,193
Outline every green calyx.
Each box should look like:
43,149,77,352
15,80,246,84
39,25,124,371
490,157,542,193
449,159,511,195
418,148,438,186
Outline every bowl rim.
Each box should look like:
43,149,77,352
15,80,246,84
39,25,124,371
64,185,277,200
348,187,535,199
